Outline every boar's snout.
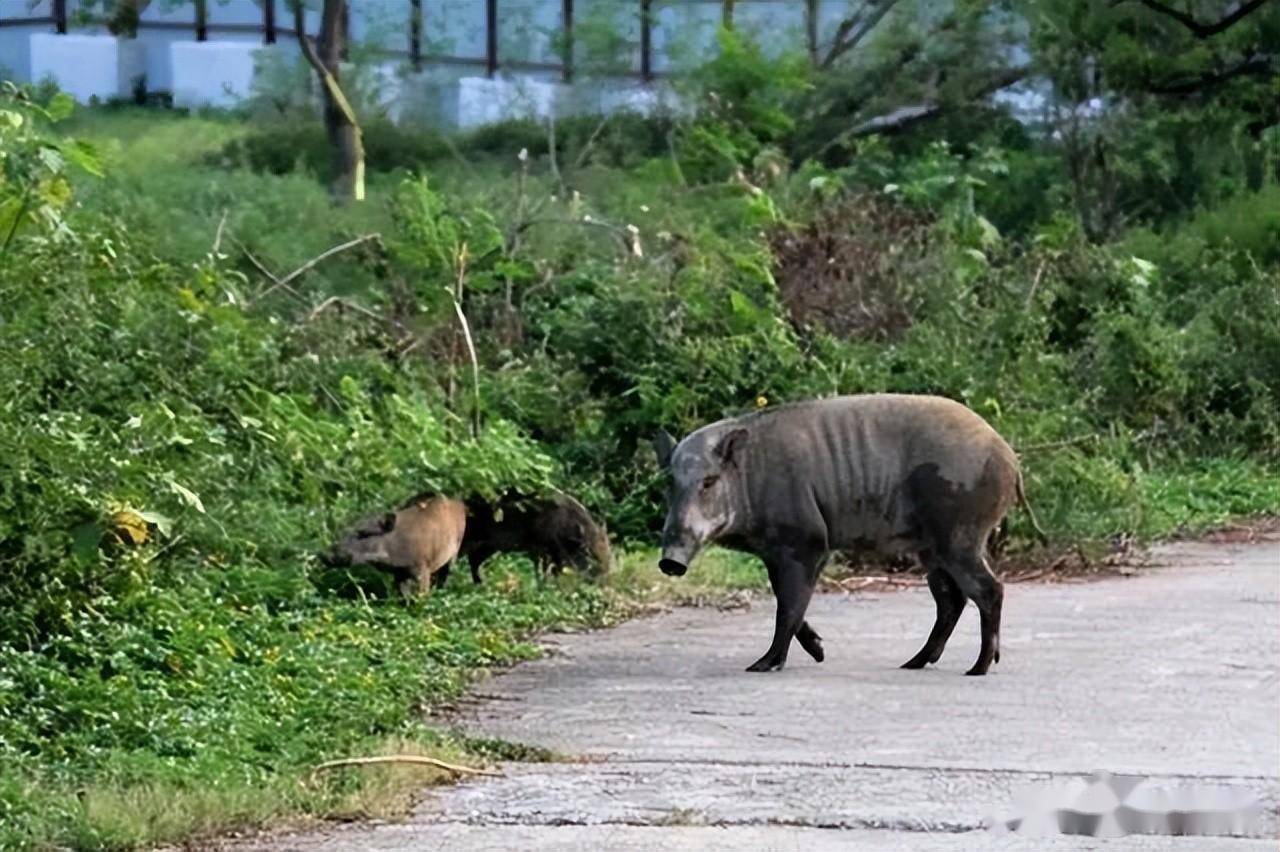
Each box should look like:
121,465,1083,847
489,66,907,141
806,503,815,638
659,557,688,576
322,542,353,567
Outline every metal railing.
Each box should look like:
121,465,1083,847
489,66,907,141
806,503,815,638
1,1,823,85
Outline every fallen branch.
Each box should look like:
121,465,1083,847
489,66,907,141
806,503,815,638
1006,567,1049,583
254,233,380,303
313,755,500,777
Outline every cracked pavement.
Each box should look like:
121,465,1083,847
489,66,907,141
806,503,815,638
231,537,1279,850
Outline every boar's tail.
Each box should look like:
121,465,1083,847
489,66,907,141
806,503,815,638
1016,472,1049,547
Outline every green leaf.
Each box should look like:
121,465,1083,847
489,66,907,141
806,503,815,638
36,146,65,175
975,215,1001,248
63,140,104,178
135,510,175,538
45,93,75,123
167,478,206,514
70,521,102,564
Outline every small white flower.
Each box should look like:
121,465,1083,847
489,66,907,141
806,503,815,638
640,204,650,213
518,147,528,162
583,214,593,222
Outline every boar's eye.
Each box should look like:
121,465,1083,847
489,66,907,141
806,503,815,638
701,474,719,490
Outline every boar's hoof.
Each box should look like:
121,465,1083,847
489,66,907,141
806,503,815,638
900,653,931,670
745,655,785,673
659,558,688,577
964,664,990,676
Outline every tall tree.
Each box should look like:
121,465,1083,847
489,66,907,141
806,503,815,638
291,0,365,202
1023,0,1279,234
792,0,1028,160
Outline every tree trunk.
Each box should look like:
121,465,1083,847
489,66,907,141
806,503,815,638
294,0,365,203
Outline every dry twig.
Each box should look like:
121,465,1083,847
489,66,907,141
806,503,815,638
253,233,381,302
211,209,228,256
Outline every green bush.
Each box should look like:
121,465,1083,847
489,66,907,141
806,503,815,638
220,119,451,178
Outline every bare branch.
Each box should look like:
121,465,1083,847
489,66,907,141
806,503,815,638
449,243,482,439
1146,52,1274,94
842,64,1031,139
1024,259,1049,311
1126,0,1273,38
306,295,385,325
211,209,228,256
254,233,380,302
847,104,939,138
572,111,615,170
546,117,566,198
235,238,284,289
508,218,632,256
822,0,902,69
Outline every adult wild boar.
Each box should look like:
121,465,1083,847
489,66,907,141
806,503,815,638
326,494,466,598
654,394,1041,676
449,492,612,584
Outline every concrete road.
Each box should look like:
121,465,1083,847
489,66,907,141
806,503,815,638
237,538,1279,850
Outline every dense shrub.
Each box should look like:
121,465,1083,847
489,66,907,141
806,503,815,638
219,119,451,177
0,225,560,647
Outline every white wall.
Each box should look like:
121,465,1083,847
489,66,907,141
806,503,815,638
30,33,145,101
0,0,55,81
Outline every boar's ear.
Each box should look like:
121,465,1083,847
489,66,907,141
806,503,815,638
713,428,749,468
379,512,397,532
651,429,677,469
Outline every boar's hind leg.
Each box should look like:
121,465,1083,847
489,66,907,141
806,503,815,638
467,546,494,584
747,549,823,673
901,562,966,670
796,621,824,663
944,549,1003,676
433,562,452,588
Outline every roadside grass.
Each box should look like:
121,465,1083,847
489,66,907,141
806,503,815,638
0,549,769,851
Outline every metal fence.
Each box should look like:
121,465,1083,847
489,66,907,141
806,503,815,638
0,1,838,84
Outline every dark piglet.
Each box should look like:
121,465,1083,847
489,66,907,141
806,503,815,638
447,493,612,585
326,494,466,598
654,393,1045,676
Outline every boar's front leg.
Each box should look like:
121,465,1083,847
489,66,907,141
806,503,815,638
747,545,825,673
763,555,825,663
901,560,967,669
